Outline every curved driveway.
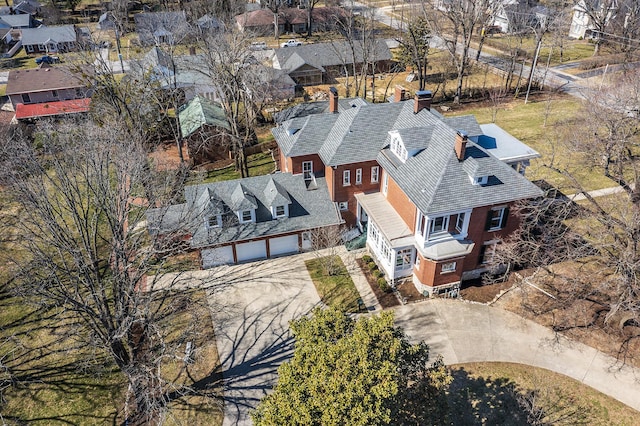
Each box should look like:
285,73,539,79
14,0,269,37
394,299,640,412
196,252,640,425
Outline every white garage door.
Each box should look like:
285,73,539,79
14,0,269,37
269,235,299,257
236,240,267,263
202,246,234,269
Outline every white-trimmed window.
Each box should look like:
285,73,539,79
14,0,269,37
455,212,466,233
302,161,312,180
338,201,348,211
355,168,362,185
382,172,388,195
390,136,407,162
371,166,379,183
207,215,221,228
415,255,421,269
239,210,253,223
472,175,488,186
486,207,508,231
395,248,413,271
441,261,456,273
343,170,351,186
38,43,45,51
430,215,449,235
274,205,287,218
26,44,34,52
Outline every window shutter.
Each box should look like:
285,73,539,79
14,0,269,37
485,211,493,231
500,207,510,229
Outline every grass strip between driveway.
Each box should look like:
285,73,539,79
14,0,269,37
305,255,362,313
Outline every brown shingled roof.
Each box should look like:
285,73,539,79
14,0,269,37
5,66,86,96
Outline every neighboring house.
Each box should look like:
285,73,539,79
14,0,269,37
0,13,34,29
272,87,542,295
492,0,538,33
132,47,295,103
5,65,91,119
235,6,350,35
197,14,223,32
147,173,343,268
272,39,394,86
1,0,41,15
179,95,232,165
569,0,618,39
21,25,78,54
97,12,116,31
134,11,190,46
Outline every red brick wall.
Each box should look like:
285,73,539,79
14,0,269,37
414,253,464,287
330,161,380,223
290,154,324,176
385,175,417,233
462,202,520,272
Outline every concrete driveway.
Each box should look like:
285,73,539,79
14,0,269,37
197,253,640,425
394,299,640,412
204,255,322,426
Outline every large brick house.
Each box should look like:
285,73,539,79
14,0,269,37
272,87,542,295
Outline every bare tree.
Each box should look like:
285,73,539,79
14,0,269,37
0,119,217,424
575,0,619,56
491,71,640,364
423,0,497,103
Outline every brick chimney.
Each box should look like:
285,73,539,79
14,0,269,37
329,86,339,113
413,90,432,114
394,85,406,102
454,130,468,161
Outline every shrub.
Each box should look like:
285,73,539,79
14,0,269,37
362,254,373,263
368,262,378,271
378,278,390,293
373,269,384,279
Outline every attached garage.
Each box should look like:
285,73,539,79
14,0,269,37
202,246,234,268
236,240,267,263
269,234,299,257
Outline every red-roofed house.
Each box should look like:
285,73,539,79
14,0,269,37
5,65,92,120
15,98,91,120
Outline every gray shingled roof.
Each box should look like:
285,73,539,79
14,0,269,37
273,39,392,72
274,97,367,123
20,25,76,45
377,127,543,215
147,173,342,248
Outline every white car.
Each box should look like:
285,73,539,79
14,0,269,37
281,39,303,48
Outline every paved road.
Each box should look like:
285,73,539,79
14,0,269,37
190,252,640,425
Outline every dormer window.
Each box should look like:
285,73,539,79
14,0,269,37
390,135,408,162
207,215,221,228
239,210,254,224
472,175,488,185
273,205,288,219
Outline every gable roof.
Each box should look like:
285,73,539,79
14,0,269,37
6,66,85,95
0,13,30,28
274,97,367,123
273,39,392,72
148,173,342,247
134,11,189,44
179,96,230,138
274,99,476,167
20,25,76,45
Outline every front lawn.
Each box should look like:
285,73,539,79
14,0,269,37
305,255,363,313
449,362,639,425
190,151,276,184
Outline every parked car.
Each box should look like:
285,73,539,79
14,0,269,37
35,55,60,65
281,39,302,48
250,41,268,51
